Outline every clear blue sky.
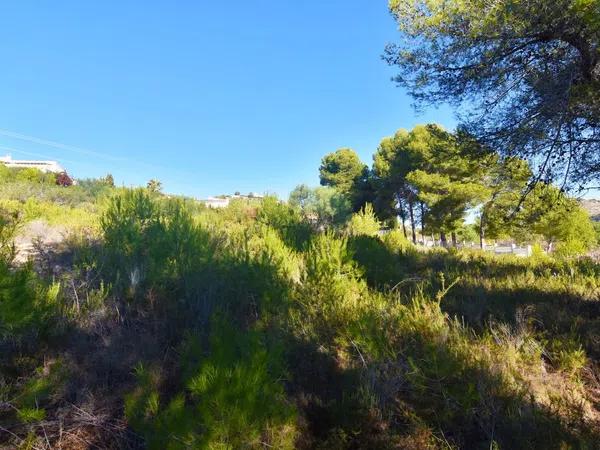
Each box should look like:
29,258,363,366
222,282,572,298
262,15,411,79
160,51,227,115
0,1,456,199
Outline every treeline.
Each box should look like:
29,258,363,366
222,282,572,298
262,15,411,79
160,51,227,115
291,124,597,255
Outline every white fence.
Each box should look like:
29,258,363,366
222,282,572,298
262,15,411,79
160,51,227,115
378,230,534,257
487,244,532,257
419,240,533,257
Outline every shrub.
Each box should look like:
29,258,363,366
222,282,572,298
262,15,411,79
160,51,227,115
2,183,599,449
13,168,56,185
548,337,588,377
101,189,166,295
348,234,402,287
257,196,313,250
126,322,298,449
0,207,19,261
55,172,73,187
381,228,412,254
346,203,380,237
554,238,590,258
0,261,60,342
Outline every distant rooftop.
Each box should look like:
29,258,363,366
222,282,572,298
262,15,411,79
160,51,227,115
0,155,65,174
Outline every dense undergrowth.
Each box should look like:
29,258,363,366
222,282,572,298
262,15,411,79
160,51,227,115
1,188,599,449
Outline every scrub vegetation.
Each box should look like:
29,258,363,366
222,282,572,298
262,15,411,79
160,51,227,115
0,170,598,449
1,0,600,446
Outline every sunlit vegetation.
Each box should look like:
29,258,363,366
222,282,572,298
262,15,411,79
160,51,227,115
1,1,599,447
0,170,598,448
316,124,597,254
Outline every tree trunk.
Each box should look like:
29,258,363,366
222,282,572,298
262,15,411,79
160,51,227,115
440,231,448,247
408,199,417,244
451,231,457,247
397,194,408,238
479,208,486,249
479,218,485,249
420,202,425,244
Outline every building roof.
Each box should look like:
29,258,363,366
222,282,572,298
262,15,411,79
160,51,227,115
0,155,65,173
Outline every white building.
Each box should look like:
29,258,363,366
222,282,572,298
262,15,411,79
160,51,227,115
203,197,230,208
0,155,65,173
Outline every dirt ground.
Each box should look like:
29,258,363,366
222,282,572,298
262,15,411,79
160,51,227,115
14,220,68,264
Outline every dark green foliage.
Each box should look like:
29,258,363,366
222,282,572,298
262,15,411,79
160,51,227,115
0,208,18,261
348,234,408,288
0,213,59,342
0,261,59,342
385,0,600,186
345,123,595,252
319,148,374,212
319,148,367,195
126,321,296,449
101,189,213,295
12,359,68,424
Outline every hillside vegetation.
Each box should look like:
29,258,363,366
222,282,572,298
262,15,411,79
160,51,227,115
0,167,599,449
3,0,600,446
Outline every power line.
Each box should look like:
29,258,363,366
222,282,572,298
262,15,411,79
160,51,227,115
0,145,80,166
0,127,208,184
0,128,126,162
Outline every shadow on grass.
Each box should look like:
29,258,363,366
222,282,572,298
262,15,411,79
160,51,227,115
349,236,600,357
283,326,599,449
2,229,599,449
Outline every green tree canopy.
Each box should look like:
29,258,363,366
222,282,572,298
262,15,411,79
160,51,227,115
476,156,533,246
103,173,115,187
408,169,488,245
319,148,367,193
319,148,373,211
372,129,412,228
372,125,446,241
516,184,597,253
372,124,490,245
289,184,351,228
385,0,600,187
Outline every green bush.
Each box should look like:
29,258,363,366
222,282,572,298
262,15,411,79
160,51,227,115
126,321,298,449
101,189,216,298
0,268,60,341
257,196,313,250
0,207,19,261
0,212,61,342
346,203,380,237
381,228,412,254
12,168,56,185
554,238,591,258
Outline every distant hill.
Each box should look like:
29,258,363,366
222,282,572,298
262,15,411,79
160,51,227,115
581,199,600,221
